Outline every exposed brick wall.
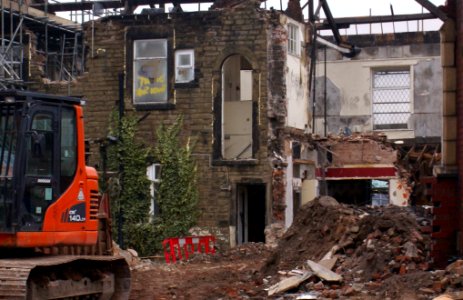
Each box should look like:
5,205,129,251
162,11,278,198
26,3,305,243
267,12,288,157
431,0,462,264
429,177,459,267
285,0,304,23
453,0,463,254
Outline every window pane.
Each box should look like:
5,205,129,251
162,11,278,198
134,40,167,58
134,59,168,103
176,67,194,83
288,24,299,55
372,69,410,130
0,105,18,178
60,107,77,192
373,103,410,113
32,114,52,131
178,54,191,66
374,71,410,88
373,113,410,127
373,89,409,103
27,113,53,176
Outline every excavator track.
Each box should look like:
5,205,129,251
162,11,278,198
0,255,130,299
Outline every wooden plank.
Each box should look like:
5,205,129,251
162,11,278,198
267,271,312,296
318,257,337,271
0,0,79,28
27,6,79,28
307,260,342,282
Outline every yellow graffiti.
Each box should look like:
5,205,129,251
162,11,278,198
135,75,167,97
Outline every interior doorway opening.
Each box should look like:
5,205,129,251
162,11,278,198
221,54,253,159
236,183,266,244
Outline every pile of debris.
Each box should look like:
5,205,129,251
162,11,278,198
260,196,451,299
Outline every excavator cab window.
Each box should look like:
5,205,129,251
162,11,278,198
0,103,19,232
22,109,57,230
20,104,78,231
26,113,53,176
60,107,77,193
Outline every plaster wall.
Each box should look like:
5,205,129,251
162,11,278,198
285,18,309,130
389,179,410,206
314,34,442,141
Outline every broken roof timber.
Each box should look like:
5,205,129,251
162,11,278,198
414,0,448,21
316,13,436,30
31,0,213,13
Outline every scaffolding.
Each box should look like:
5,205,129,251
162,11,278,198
0,0,85,89
0,0,215,89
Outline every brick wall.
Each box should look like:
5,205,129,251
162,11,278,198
27,3,299,244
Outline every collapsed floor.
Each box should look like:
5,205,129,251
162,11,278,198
129,198,463,299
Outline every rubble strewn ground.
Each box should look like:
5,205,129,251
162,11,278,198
129,198,463,299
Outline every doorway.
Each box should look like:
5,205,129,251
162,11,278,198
221,55,253,159
236,183,266,244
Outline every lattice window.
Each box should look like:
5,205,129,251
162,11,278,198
288,23,299,56
372,69,411,130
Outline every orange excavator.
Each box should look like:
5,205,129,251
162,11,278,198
0,90,130,299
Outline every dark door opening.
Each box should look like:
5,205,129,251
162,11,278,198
327,179,391,206
236,184,266,244
327,180,371,205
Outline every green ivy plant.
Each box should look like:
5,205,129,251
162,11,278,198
105,113,199,256
153,115,199,240
106,112,156,256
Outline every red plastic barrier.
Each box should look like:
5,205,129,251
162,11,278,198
162,235,216,263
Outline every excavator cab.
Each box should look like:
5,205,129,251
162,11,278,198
0,91,100,248
0,91,131,299
0,90,99,246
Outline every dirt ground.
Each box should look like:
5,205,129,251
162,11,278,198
130,244,270,299
129,198,462,300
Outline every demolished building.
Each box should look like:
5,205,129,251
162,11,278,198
0,0,453,259
24,0,314,246
309,31,443,209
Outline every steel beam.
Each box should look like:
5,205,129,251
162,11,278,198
316,13,436,30
414,0,448,21
32,0,213,13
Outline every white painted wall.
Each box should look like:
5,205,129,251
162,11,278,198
317,60,373,117
301,179,318,204
285,18,309,130
285,155,294,228
389,178,410,206
316,59,420,115
314,57,436,140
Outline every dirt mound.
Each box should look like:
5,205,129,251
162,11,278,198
261,196,434,298
262,196,359,275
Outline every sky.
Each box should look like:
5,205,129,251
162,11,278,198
176,0,447,34
264,0,447,34
58,0,448,33
266,0,446,17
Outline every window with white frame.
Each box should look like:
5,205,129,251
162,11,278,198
288,23,299,56
175,49,194,83
147,163,161,217
133,39,168,104
372,69,411,130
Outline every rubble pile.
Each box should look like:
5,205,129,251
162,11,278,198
187,242,270,264
261,196,442,299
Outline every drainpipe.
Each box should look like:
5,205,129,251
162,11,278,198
117,72,125,248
